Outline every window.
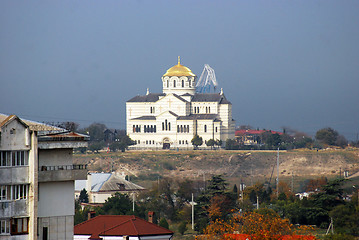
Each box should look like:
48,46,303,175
11,217,29,235
173,80,176,88
10,128,16,134
166,80,169,88
215,127,218,133
182,80,184,87
0,185,28,201
0,151,28,167
0,220,10,235
204,125,207,133
168,122,171,131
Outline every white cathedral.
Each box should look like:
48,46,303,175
126,58,235,149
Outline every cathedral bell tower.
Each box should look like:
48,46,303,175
162,57,196,95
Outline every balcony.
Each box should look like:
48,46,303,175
0,199,28,218
38,164,87,182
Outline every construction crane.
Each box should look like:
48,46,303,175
196,64,218,93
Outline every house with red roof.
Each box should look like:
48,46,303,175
74,215,173,240
235,129,283,145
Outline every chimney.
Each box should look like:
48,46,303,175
88,211,96,220
148,211,155,223
86,173,92,202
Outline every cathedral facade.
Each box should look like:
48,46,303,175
126,58,235,149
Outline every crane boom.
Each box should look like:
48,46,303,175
196,64,218,93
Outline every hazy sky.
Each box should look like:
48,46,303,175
1,1,358,140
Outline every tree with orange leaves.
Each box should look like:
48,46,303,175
197,210,317,240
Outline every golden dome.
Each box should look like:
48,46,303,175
163,57,196,77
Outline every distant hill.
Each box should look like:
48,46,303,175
74,148,359,191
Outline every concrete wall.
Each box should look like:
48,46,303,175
0,166,29,184
39,149,73,167
0,234,28,240
38,215,73,240
0,120,30,151
38,181,74,217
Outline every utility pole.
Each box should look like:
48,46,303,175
190,193,197,230
276,146,280,198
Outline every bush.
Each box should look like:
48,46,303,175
178,221,188,235
324,233,355,240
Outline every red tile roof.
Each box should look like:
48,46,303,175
74,215,173,238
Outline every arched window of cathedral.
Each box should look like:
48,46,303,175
167,80,169,88
168,122,171,131
173,80,176,88
181,125,183,133
153,107,155,113
197,107,200,113
177,126,180,133
165,120,168,130
162,122,164,131
182,80,184,87
204,125,207,133
215,127,218,133
151,125,154,133
133,125,135,133
206,107,208,113
144,125,147,133
154,125,157,133
186,140,188,144
208,107,210,113
150,107,152,114
187,125,190,132
146,140,148,144
138,140,140,144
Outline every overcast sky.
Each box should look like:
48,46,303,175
1,1,358,140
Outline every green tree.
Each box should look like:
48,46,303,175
215,139,223,148
85,123,107,142
79,188,89,203
159,218,169,229
74,201,90,225
195,175,236,232
98,192,133,215
88,141,105,153
330,204,359,236
206,139,216,149
225,138,238,150
191,135,203,149
315,127,339,146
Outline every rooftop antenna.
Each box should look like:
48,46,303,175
196,64,218,93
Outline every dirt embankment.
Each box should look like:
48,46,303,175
74,149,359,188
